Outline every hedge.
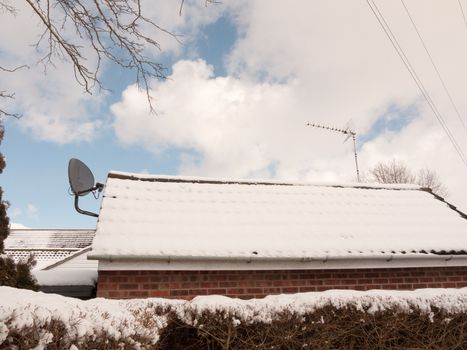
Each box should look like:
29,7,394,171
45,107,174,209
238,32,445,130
1,287,466,349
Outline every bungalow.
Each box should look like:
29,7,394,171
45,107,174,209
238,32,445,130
89,172,467,299
5,229,97,299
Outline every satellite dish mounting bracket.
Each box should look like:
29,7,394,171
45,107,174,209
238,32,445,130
73,183,104,217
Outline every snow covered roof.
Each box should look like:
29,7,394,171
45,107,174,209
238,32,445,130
5,229,95,269
89,172,467,264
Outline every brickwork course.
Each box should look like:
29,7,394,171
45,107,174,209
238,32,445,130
96,267,467,299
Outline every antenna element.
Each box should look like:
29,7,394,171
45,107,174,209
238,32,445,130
306,122,361,182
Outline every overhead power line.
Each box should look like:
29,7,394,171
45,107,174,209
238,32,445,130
366,0,467,166
400,0,467,134
459,0,467,26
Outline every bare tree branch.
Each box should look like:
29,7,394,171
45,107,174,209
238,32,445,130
368,159,416,184
367,159,448,197
0,0,16,14
0,64,28,118
417,168,449,197
2,0,189,113
0,64,29,73
0,91,21,119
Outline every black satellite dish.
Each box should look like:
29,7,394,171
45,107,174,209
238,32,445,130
68,158,103,217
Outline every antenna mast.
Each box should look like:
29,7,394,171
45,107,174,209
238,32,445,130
306,122,361,182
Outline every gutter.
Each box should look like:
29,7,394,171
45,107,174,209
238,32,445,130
88,253,464,263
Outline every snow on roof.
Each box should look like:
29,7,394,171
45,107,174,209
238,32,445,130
4,229,95,269
89,172,467,261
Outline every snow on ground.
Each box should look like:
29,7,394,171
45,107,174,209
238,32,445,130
1,286,467,348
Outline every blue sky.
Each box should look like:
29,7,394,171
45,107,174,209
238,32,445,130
2,10,238,229
2,1,467,229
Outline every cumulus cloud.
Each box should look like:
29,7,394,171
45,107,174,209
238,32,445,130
0,1,223,143
10,222,29,229
0,2,104,143
26,204,39,220
113,60,358,180
112,1,467,211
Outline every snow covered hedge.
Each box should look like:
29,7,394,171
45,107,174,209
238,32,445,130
1,286,466,349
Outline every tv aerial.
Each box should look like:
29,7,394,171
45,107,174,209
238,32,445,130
306,122,361,182
68,158,104,217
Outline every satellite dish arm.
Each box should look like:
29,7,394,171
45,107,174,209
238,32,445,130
73,183,104,218
74,195,98,217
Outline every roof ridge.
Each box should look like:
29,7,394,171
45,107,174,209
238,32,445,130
108,171,421,191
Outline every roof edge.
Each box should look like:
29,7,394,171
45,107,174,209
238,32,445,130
420,188,467,220
9,228,96,232
42,246,92,271
107,171,422,191
88,252,467,262
97,255,467,271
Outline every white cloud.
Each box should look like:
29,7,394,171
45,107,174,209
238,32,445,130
0,2,104,143
112,1,467,212
113,59,372,180
0,1,222,143
8,207,22,219
26,204,39,219
10,222,29,229
138,0,229,56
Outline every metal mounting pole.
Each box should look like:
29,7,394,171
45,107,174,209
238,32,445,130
351,134,360,182
74,195,99,217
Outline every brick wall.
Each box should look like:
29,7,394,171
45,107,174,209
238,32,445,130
96,266,467,299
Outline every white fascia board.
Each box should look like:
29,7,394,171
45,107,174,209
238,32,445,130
97,255,467,271
42,247,92,271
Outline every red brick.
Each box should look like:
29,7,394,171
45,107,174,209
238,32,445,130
142,283,160,290
135,276,150,283
148,290,170,297
107,291,126,298
447,276,462,282
219,281,238,288
226,288,245,295
302,279,323,286
201,282,219,288
207,288,227,294
119,283,139,290
364,272,380,278
374,278,388,284
159,283,181,289
190,289,208,295
129,291,149,298
170,289,190,296
316,286,332,291
98,283,118,291
343,279,357,285
324,279,340,286
246,288,263,294
419,277,433,283
444,283,457,288
109,276,129,283
357,279,372,285
96,267,467,299
255,280,273,287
